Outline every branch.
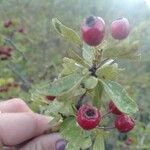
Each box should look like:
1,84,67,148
5,38,28,61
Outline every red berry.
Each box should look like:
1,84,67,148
4,19,12,28
111,18,130,40
125,137,134,145
18,26,25,33
46,95,56,101
115,115,135,133
109,101,123,115
0,54,8,60
81,16,105,46
76,104,101,130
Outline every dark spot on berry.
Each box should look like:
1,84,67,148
86,16,95,27
86,109,95,117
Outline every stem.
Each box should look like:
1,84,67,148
97,126,115,130
101,111,111,119
75,90,87,110
5,38,27,61
7,61,31,92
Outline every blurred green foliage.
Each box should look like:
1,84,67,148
0,0,150,149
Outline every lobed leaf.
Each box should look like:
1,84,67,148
52,18,82,47
33,74,83,96
100,80,138,114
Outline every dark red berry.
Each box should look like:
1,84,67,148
81,16,105,46
46,95,56,101
111,18,130,40
4,19,12,28
109,101,123,115
0,54,8,60
125,137,134,145
18,26,25,33
0,87,8,92
76,104,101,130
115,115,135,133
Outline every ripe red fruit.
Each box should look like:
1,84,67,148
76,104,101,130
81,16,105,46
115,115,135,133
46,95,56,101
111,18,130,40
109,101,123,115
4,19,12,28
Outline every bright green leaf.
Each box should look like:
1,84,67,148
84,76,98,90
96,62,123,80
52,18,82,47
104,41,140,60
61,57,84,76
93,132,105,150
93,81,103,108
33,74,83,96
67,49,89,67
45,100,74,116
100,80,138,114
82,45,95,65
61,117,92,150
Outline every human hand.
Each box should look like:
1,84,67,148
0,98,66,150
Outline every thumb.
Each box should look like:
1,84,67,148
19,133,66,150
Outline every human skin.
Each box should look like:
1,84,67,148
0,98,66,150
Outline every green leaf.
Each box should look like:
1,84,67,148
103,41,140,60
33,74,83,96
93,132,105,150
61,117,92,150
67,49,89,67
45,100,74,116
100,80,138,114
60,57,84,77
96,62,123,80
52,18,82,47
93,81,103,108
84,76,98,90
82,45,95,65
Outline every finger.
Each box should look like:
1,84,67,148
19,133,66,150
0,112,50,146
0,98,32,113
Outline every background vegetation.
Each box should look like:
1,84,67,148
0,0,150,149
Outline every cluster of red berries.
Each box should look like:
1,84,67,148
76,102,135,133
4,19,25,33
0,82,19,93
81,16,130,46
0,46,12,60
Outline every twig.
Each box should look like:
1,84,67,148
7,61,31,91
101,111,111,119
5,38,28,61
97,126,115,130
75,90,87,110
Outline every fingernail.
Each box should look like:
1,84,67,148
56,140,66,150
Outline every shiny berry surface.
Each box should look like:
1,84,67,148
111,18,130,40
109,101,123,115
76,104,101,130
115,115,135,133
81,16,105,46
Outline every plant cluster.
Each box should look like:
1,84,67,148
32,16,138,150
